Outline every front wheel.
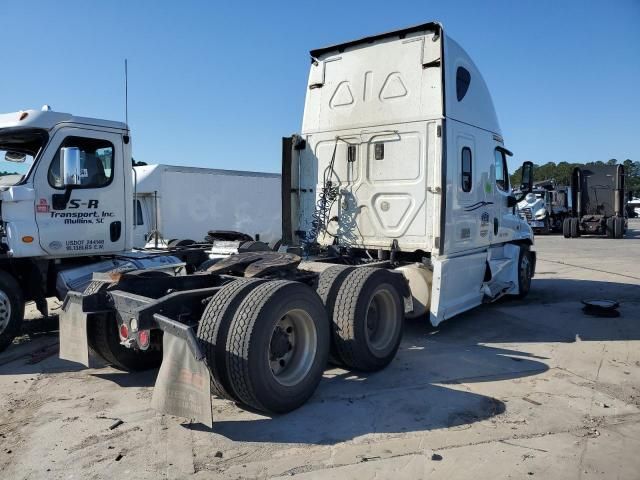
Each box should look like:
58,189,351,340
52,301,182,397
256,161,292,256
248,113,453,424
562,218,571,238
0,271,24,353
541,217,551,235
515,246,533,299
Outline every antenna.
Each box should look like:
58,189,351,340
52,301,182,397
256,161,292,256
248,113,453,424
124,58,129,128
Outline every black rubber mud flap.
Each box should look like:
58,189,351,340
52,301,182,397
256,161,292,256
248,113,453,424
58,292,91,367
151,324,213,428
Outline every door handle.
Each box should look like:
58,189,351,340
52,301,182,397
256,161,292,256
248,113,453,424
427,186,441,194
110,221,122,242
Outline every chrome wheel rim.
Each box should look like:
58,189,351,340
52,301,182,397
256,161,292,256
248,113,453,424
269,309,317,387
0,290,12,334
365,285,398,357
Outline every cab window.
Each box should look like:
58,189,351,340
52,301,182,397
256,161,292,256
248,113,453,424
134,199,144,226
461,147,472,192
48,136,114,189
494,149,509,192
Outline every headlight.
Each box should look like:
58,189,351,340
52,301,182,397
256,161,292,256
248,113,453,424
534,209,546,219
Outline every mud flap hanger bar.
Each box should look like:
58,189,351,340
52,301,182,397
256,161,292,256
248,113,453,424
107,286,223,331
153,313,205,361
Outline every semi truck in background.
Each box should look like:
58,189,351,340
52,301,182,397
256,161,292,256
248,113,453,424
517,180,570,234
133,164,280,248
563,164,628,238
0,111,281,352
58,22,537,426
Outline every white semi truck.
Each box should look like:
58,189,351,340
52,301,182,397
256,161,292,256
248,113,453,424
517,181,570,234
0,111,281,352
132,164,281,248
58,22,536,426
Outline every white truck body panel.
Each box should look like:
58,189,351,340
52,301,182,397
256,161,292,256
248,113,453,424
290,22,533,325
0,112,132,258
133,164,281,248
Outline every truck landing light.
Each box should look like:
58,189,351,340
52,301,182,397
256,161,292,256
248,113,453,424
119,323,129,340
138,330,151,349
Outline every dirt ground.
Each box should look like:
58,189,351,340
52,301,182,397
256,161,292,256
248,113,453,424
1,220,639,480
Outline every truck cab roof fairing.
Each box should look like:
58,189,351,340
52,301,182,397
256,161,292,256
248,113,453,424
304,22,501,136
309,22,443,59
443,35,501,135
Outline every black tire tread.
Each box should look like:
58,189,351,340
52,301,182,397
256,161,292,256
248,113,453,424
0,271,24,353
570,218,580,238
332,267,403,371
225,280,293,411
197,278,265,400
316,266,354,365
84,281,161,371
614,217,624,239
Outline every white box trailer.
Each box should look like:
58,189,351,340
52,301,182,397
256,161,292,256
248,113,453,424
132,164,281,248
58,22,537,426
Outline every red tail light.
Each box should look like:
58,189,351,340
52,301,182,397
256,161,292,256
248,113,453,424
119,323,129,340
138,330,150,349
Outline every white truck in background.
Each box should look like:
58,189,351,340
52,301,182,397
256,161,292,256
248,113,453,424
132,164,281,248
59,22,537,427
517,181,571,234
0,111,281,352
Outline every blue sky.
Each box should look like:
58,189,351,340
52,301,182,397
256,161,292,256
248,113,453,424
1,0,638,174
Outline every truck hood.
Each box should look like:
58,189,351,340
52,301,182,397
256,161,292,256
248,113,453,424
518,198,545,211
0,175,25,188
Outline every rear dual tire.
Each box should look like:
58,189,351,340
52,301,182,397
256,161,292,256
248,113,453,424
614,217,625,239
198,280,330,414
197,268,405,414
570,218,580,238
224,281,330,413
84,281,163,371
606,218,615,238
315,265,355,365
197,278,267,401
330,268,404,372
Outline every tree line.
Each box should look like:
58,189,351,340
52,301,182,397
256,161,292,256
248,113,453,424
510,159,640,195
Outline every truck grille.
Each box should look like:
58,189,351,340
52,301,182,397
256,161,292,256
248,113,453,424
519,208,532,221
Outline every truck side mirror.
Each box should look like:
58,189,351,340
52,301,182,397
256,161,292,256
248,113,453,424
520,161,534,193
4,151,26,163
61,147,83,187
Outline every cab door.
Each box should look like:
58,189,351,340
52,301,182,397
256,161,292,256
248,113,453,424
491,146,515,243
34,128,127,256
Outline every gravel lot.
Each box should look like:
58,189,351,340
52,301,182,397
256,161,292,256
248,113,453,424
1,220,639,479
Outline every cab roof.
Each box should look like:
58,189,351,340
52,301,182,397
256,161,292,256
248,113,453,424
0,109,128,132
310,22,442,59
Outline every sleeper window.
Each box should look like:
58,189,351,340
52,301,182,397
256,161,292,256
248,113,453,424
456,67,471,101
461,147,472,192
48,136,114,189
494,149,509,192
